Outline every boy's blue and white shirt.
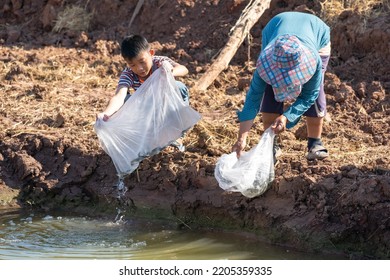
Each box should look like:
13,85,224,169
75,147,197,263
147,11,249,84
117,55,176,93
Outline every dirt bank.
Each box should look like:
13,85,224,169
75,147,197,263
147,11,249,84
0,0,389,259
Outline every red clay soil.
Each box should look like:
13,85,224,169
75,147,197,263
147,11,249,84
0,0,389,259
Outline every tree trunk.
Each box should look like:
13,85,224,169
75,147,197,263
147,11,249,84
192,0,271,92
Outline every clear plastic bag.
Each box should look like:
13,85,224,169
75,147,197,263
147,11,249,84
94,61,201,176
214,128,275,198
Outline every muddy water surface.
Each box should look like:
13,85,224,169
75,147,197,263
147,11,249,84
0,208,345,260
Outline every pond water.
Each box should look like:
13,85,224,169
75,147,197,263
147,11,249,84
0,207,344,260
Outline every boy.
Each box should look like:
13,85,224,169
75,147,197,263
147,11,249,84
232,12,331,161
97,35,189,150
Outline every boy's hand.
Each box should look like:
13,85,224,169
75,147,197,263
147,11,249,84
96,113,110,122
158,61,173,72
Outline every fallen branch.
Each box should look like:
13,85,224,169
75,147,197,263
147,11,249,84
192,0,271,92
128,0,145,29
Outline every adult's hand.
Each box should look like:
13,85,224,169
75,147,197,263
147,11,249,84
271,115,287,134
232,120,253,158
232,137,247,158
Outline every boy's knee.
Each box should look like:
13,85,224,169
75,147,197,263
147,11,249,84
181,87,189,102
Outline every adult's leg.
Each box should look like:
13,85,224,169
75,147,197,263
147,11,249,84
260,84,284,128
262,113,281,129
260,84,284,161
304,54,330,159
306,116,323,138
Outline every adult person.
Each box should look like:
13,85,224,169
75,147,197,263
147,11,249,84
232,11,331,160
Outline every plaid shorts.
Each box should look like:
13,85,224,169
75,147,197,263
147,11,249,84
260,55,330,118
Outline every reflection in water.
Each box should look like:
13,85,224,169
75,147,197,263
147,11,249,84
0,208,342,260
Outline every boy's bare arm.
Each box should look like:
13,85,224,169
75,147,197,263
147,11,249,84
96,87,128,121
172,64,188,77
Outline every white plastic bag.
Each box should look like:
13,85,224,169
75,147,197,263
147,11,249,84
94,61,201,176
214,128,275,198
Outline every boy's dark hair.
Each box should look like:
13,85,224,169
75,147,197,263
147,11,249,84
121,35,150,60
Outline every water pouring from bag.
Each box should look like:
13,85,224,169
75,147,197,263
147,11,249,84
114,175,128,223
116,176,128,198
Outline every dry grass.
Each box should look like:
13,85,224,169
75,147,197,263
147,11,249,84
189,112,264,154
320,0,390,25
193,119,238,150
0,46,121,152
53,5,93,33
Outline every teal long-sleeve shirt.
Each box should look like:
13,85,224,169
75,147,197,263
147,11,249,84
237,12,330,128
